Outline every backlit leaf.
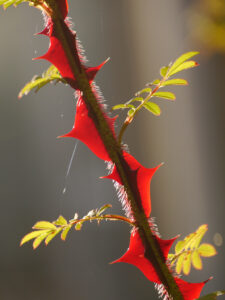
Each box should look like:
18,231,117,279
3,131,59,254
33,231,51,249
0,0,26,9
136,88,152,96
169,61,198,76
153,91,176,100
175,252,186,274
33,221,56,230
75,222,83,231
19,65,64,98
175,240,185,253
183,252,192,275
97,204,112,216
190,224,208,249
144,102,161,116
130,97,143,103
54,215,67,226
162,78,188,86
127,108,135,117
192,250,202,270
112,104,129,110
168,51,199,76
45,228,62,245
20,230,50,246
197,290,225,300
61,225,72,241
151,79,160,85
198,243,217,257
160,66,169,77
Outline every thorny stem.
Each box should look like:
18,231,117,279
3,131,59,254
40,2,184,299
118,74,168,144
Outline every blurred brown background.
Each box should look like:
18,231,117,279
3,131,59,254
0,0,224,299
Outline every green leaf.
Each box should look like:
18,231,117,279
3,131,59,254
192,250,202,270
75,222,83,231
198,243,217,257
151,79,160,85
33,231,51,249
20,230,50,246
45,228,62,246
197,291,225,300
129,97,143,103
0,0,25,8
160,66,170,77
18,65,64,98
168,51,199,76
144,102,161,116
169,61,198,76
183,252,192,275
112,104,129,110
54,215,67,226
162,79,188,86
175,240,185,254
127,108,135,117
189,224,208,249
153,91,176,100
97,204,112,216
135,88,152,96
61,225,72,241
33,221,57,230
175,252,186,274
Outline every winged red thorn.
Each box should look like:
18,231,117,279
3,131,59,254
112,230,210,300
34,21,109,89
59,95,117,161
102,152,163,217
111,230,177,283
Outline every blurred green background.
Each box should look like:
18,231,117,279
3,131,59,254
0,0,224,299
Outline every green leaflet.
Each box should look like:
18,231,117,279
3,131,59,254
61,225,72,241
160,65,170,77
54,215,67,226
20,229,51,246
33,221,57,230
33,231,51,249
19,65,65,98
153,91,176,100
45,228,62,246
167,51,199,76
169,61,198,76
0,0,31,9
197,291,225,300
161,78,188,86
144,102,161,116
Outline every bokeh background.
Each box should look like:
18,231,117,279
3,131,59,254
0,0,224,299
